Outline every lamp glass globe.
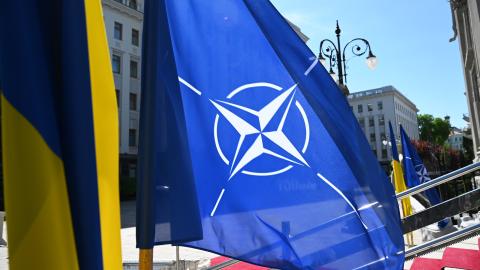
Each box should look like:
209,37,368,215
366,56,378,70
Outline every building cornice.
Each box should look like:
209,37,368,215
348,86,418,112
102,0,143,20
392,92,419,113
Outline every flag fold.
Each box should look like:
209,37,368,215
138,1,405,269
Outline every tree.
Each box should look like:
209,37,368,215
418,114,451,145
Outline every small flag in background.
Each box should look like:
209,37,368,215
389,122,413,218
137,0,405,269
0,1,122,269
400,125,449,228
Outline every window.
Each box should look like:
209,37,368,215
377,101,383,110
132,29,139,46
115,89,120,107
130,93,137,111
129,129,136,147
381,149,388,159
378,115,385,126
130,60,138,78
358,104,363,113
112,54,121,74
380,132,386,142
367,104,373,112
369,117,374,127
128,0,137,9
114,22,123,40
370,133,376,142
358,117,365,127
129,164,137,178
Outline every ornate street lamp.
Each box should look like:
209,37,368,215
319,20,377,95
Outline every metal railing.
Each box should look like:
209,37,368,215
399,162,480,259
208,259,241,270
405,223,480,259
206,162,480,268
396,162,480,200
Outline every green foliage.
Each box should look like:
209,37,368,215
418,114,451,145
418,114,434,142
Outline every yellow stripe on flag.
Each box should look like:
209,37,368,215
1,96,79,270
392,160,412,217
84,0,122,269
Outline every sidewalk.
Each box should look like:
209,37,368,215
0,201,217,270
120,200,217,268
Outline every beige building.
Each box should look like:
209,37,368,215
347,86,419,166
448,127,465,151
103,0,144,177
450,0,480,161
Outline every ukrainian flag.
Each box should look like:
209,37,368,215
0,1,122,269
388,122,412,218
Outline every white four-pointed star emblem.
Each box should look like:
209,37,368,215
415,164,431,183
210,84,309,179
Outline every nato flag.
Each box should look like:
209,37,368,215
399,125,441,204
137,0,405,269
399,125,448,228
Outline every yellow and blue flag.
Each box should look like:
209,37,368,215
388,122,412,217
0,1,122,269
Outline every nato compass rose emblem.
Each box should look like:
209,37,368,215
415,164,431,183
210,82,310,180
178,77,368,228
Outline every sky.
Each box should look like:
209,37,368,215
271,0,468,128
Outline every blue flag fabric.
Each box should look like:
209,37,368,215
137,0,405,269
399,126,441,203
399,126,448,228
136,0,203,246
398,126,420,189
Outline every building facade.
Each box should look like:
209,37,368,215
103,0,144,177
450,0,480,161
347,86,420,166
448,128,465,151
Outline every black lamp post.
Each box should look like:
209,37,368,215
319,20,377,95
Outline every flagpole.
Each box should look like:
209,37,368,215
400,203,414,246
139,248,153,270
176,246,180,270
